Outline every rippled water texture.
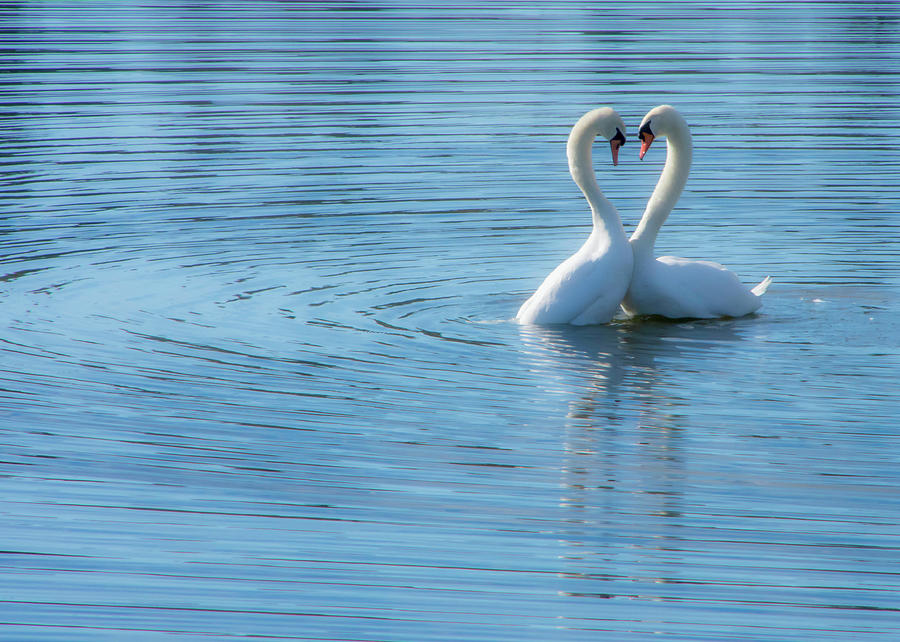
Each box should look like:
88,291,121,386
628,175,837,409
2,2,899,640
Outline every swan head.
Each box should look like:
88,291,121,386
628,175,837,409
571,107,627,166
637,104,687,160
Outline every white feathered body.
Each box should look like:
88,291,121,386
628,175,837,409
516,107,632,326
516,229,633,325
623,254,770,319
624,105,772,320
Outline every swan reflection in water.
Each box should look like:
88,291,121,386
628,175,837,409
517,318,752,596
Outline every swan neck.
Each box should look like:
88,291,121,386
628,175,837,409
567,127,623,237
631,120,692,256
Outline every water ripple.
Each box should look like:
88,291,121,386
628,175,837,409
2,2,900,640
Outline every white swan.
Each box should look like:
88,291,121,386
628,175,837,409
622,104,771,319
516,107,633,325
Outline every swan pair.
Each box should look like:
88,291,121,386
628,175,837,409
516,105,771,325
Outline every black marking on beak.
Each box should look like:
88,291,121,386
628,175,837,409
612,128,626,146
638,120,653,143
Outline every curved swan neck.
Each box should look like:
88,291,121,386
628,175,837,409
566,123,624,237
630,115,692,256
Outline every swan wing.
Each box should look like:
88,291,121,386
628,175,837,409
627,256,763,319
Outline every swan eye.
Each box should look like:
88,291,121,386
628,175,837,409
638,120,654,142
612,128,626,145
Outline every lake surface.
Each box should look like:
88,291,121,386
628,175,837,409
1,2,899,640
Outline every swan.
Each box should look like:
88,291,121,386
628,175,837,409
622,104,771,319
516,107,633,325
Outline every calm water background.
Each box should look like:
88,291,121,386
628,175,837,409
2,2,899,640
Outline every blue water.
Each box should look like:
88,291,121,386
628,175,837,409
1,2,899,640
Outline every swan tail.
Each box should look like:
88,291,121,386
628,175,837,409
751,276,773,297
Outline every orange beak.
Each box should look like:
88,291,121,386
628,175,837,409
610,139,622,166
639,134,655,160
